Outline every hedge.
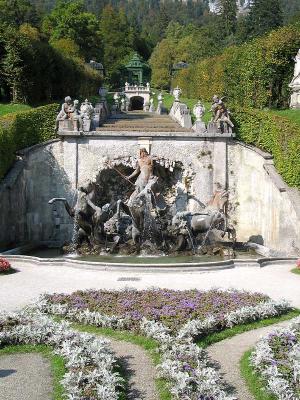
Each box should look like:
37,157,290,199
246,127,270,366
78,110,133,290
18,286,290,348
173,24,300,109
234,108,300,189
0,103,59,179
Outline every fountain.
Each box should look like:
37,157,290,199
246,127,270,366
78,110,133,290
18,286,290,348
49,147,236,259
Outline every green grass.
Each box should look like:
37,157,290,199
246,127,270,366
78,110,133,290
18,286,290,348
291,268,300,275
269,108,300,127
0,344,66,400
240,349,276,400
196,309,300,348
151,90,211,123
71,323,172,400
0,103,32,117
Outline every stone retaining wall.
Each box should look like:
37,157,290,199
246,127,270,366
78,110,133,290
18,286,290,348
0,135,299,255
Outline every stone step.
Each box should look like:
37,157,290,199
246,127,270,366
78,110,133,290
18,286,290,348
96,126,190,132
102,123,179,129
107,117,173,123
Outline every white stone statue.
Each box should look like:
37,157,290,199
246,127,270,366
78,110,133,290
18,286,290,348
120,98,126,112
69,99,82,131
289,49,300,108
56,96,75,131
98,87,107,101
80,99,94,131
292,49,300,83
149,98,155,112
157,92,165,115
146,82,150,91
114,92,120,103
193,101,206,122
173,86,182,101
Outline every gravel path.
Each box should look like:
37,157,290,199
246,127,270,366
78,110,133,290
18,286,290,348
207,319,293,400
1,261,300,312
0,353,52,400
109,339,159,400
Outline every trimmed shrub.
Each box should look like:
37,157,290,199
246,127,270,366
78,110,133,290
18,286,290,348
0,104,59,179
173,24,300,109
233,107,300,188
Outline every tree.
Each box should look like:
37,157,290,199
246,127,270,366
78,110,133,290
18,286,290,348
216,0,238,37
50,38,82,60
245,0,283,39
99,5,135,87
42,0,101,60
1,27,28,102
0,0,39,27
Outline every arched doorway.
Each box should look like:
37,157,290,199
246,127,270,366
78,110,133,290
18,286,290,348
130,96,144,110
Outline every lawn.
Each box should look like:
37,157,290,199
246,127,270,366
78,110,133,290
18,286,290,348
151,90,212,123
292,268,300,275
0,103,32,117
269,108,300,127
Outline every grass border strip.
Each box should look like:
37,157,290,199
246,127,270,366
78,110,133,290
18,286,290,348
291,268,300,275
196,309,300,348
240,349,276,400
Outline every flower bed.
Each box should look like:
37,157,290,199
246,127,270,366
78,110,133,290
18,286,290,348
43,289,270,333
250,316,300,400
0,257,11,273
0,311,123,400
37,289,291,400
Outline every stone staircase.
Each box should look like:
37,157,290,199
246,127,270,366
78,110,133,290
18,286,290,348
96,111,191,133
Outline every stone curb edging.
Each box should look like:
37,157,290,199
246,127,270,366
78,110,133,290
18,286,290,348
2,254,297,273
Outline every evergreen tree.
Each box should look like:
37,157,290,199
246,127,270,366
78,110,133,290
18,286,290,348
99,5,135,87
216,0,238,37
246,0,283,39
0,0,39,27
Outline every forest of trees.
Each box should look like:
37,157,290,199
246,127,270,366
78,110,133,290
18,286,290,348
0,0,300,102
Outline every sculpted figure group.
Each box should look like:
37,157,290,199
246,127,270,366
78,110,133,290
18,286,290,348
56,96,95,132
49,146,235,255
210,95,234,132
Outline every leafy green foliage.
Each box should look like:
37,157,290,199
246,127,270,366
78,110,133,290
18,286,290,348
42,0,101,60
245,0,283,40
150,21,222,89
99,5,135,87
216,0,238,37
173,24,300,109
234,107,300,189
0,103,32,117
0,103,58,179
0,0,39,27
0,24,102,104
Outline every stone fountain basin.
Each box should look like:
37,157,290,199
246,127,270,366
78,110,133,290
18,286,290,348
1,253,297,273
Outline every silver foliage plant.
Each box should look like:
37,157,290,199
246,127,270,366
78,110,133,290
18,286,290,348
251,316,300,400
34,294,291,400
0,310,123,400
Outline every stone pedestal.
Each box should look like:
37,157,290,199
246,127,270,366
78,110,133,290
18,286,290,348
207,122,233,134
59,119,76,132
169,101,192,129
83,119,91,132
289,85,300,109
192,121,206,134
